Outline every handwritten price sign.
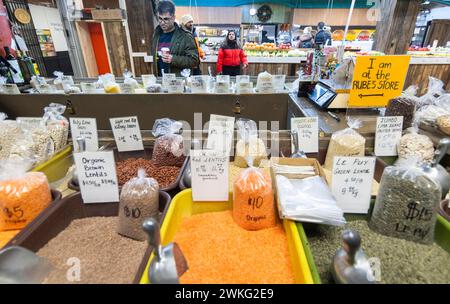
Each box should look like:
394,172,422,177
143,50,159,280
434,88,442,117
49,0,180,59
349,55,410,107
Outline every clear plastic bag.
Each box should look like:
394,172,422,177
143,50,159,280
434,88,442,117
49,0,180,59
369,159,441,244
276,175,346,226
418,76,445,107
0,113,22,160
151,118,185,167
437,114,450,135
385,96,417,130
234,118,267,168
415,104,449,125
53,71,74,91
397,125,435,163
256,71,274,93
0,158,52,231
100,73,120,93
117,169,160,240
324,118,366,170
233,166,276,230
121,70,138,94
43,103,69,151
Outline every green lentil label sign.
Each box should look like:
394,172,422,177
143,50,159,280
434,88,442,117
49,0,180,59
349,55,411,108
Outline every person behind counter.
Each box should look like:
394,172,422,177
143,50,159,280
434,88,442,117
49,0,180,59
314,22,332,46
180,14,205,75
151,0,199,76
299,27,314,48
216,30,248,76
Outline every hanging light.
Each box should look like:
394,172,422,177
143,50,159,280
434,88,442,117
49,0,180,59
250,8,257,16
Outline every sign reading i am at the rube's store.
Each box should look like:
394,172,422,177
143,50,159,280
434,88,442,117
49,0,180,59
349,55,411,107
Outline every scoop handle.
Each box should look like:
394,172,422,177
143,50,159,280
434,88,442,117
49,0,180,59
432,138,450,167
76,136,86,153
342,230,361,266
142,218,161,260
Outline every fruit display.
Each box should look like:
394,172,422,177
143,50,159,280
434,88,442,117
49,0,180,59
408,46,450,57
243,42,305,57
332,29,375,41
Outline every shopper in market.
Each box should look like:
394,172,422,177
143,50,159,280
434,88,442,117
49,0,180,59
151,0,199,76
180,14,205,75
299,27,314,48
314,21,332,46
216,30,248,76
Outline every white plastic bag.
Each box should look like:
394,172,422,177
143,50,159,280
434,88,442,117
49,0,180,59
234,118,267,168
43,103,69,151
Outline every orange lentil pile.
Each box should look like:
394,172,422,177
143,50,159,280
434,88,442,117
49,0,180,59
0,172,52,231
0,230,20,249
174,211,295,284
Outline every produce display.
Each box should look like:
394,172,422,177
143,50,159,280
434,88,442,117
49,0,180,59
243,42,306,57
408,46,450,57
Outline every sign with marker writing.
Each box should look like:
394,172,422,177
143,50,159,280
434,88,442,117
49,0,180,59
291,117,319,153
374,116,403,156
16,117,44,130
109,116,144,152
70,118,99,152
206,114,235,155
332,156,376,214
191,150,229,201
73,151,119,203
349,55,411,107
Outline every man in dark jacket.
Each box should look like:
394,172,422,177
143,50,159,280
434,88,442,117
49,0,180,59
314,21,332,47
151,0,199,76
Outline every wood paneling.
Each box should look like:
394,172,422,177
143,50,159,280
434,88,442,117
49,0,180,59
405,64,450,95
293,8,376,26
373,0,420,54
424,19,450,47
125,0,154,76
75,21,98,77
176,6,241,25
102,21,132,76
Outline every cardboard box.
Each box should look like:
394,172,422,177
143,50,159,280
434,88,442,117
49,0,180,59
91,9,125,20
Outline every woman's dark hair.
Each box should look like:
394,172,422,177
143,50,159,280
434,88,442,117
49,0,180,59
221,30,241,49
157,0,175,16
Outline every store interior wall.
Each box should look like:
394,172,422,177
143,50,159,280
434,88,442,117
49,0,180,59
0,0,13,58
87,22,111,75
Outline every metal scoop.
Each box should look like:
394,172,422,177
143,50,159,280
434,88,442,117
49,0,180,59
0,246,53,284
290,130,307,158
420,138,450,199
142,218,188,284
70,136,86,187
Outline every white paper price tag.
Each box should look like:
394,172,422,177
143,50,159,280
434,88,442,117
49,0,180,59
70,118,99,152
74,151,119,203
167,79,184,93
375,116,403,156
16,117,44,129
331,156,376,214
291,117,319,153
191,150,229,201
206,114,235,155
109,116,144,152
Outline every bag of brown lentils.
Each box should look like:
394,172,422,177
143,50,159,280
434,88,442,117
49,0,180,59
117,169,160,241
151,118,185,167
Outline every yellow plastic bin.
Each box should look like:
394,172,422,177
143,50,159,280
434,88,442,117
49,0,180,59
31,146,73,183
140,188,314,284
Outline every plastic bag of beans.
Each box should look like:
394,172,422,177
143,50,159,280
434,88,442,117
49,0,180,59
0,113,22,160
324,118,366,170
151,118,185,167
234,118,267,168
0,158,52,231
43,103,69,151
117,169,160,241
233,162,276,231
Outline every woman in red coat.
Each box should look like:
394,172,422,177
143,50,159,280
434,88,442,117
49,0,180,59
216,30,248,76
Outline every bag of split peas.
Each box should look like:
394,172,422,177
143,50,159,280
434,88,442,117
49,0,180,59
0,158,52,231
233,158,276,231
151,118,185,167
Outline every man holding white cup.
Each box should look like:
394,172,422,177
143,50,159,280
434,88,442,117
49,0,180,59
151,0,199,76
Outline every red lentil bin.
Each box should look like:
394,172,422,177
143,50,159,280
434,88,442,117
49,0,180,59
116,158,181,188
175,211,295,284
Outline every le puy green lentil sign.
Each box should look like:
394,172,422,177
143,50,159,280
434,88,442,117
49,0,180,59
70,118,99,152
291,117,319,153
349,55,411,107
332,156,376,214
191,149,229,201
109,116,144,152
74,151,119,203
374,116,403,156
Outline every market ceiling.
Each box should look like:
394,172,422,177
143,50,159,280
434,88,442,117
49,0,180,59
174,0,450,7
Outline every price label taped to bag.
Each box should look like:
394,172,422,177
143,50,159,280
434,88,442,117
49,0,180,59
291,117,319,153
16,117,44,129
70,118,99,152
206,114,235,155
167,79,184,93
109,116,144,152
331,156,376,214
191,149,229,201
74,151,119,203
375,116,403,156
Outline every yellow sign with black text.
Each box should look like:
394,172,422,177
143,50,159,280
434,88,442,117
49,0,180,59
349,55,411,107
